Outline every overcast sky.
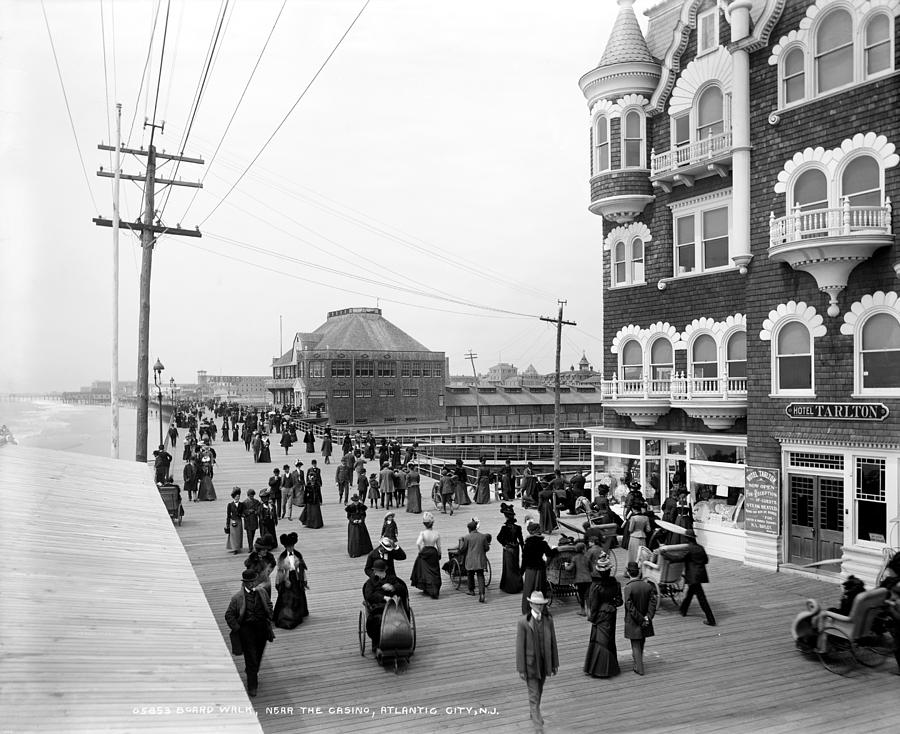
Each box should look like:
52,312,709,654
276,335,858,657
0,0,654,393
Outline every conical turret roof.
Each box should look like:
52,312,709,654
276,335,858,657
599,0,654,67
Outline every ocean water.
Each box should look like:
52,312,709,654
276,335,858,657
1,399,163,462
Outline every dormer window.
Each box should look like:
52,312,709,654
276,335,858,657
697,7,719,56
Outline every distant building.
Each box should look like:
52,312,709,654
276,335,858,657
198,371,269,404
542,353,601,386
267,307,446,427
486,362,518,385
444,384,603,430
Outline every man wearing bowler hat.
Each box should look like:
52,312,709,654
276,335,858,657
516,590,558,732
225,568,274,697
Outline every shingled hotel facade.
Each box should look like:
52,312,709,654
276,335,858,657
582,0,899,583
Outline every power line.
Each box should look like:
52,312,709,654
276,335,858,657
148,0,172,150
99,0,112,164
41,0,99,214
177,238,527,319
204,230,538,318
127,0,162,145
176,0,288,223
199,0,372,227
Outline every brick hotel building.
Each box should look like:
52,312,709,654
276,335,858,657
582,0,898,583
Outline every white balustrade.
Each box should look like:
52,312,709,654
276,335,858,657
769,199,892,247
651,131,733,176
601,372,747,400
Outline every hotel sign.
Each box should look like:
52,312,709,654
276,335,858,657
785,402,889,421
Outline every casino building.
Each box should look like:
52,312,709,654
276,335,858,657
266,308,446,428
581,0,899,582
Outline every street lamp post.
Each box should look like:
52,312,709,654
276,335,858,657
153,358,165,449
169,377,176,406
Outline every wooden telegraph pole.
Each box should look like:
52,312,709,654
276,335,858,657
465,350,482,432
95,123,204,462
540,301,576,472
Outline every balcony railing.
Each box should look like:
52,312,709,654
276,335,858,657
601,373,747,401
769,199,892,246
650,131,733,176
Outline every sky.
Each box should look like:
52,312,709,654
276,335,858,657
0,0,655,393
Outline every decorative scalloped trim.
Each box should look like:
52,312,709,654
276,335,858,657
610,322,685,355
774,132,899,193
681,313,746,344
840,291,900,334
769,0,900,65
759,301,827,341
668,47,734,116
603,221,652,252
590,98,618,120
614,93,649,113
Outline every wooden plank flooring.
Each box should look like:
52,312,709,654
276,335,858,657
175,433,899,734
0,446,263,734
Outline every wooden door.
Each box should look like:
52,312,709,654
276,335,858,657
788,475,844,566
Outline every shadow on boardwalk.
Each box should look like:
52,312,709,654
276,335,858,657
176,436,897,734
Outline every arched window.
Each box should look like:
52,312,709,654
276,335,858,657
631,237,644,283
726,331,747,379
650,339,673,381
696,86,724,140
815,9,853,93
860,313,900,389
613,240,627,285
841,155,881,206
782,47,806,104
623,110,643,168
595,116,610,173
691,334,718,379
622,341,643,381
612,236,645,287
776,321,813,392
792,168,828,211
865,13,892,77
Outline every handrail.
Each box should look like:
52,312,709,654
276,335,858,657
769,199,892,246
651,131,733,175
601,372,747,400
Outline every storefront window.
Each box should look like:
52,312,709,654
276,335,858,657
855,457,886,542
691,442,745,464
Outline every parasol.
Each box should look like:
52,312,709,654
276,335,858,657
653,518,684,534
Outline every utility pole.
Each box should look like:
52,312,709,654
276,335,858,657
95,125,204,463
540,301,576,472
110,103,122,459
465,350,482,432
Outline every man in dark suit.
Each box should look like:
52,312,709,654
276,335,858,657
459,519,491,603
516,591,558,732
224,569,273,697
675,530,716,626
622,560,658,675
153,444,172,484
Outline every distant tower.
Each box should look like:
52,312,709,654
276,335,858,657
578,0,660,224
579,353,590,371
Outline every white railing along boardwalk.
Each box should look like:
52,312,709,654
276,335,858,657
651,131,733,176
769,199,892,246
601,372,747,400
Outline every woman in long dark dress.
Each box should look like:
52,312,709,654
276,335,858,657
304,430,315,453
274,532,309,629
454,460,471,506
474,459,492,504
280,429,292,455
299,476,324,529
497,504,524,594
538,485,557,535
499,461,515,501
258,437,272,463
583,553,622,678
221,418,230,442
346,495,373,557
520,522,555,614
197,461,216,501
410,512,442,599
405,464,422,513
378,438,388,467
232,422,239,442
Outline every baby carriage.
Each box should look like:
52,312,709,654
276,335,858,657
546,536,580,606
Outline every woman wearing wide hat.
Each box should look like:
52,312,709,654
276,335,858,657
497,504,524,594
520,521,555,614
410,511,442,599
583,553,622,678
225,487,245,554
273,532,309,629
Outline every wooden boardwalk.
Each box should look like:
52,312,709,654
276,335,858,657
0,445,263,734
174,435,898,734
